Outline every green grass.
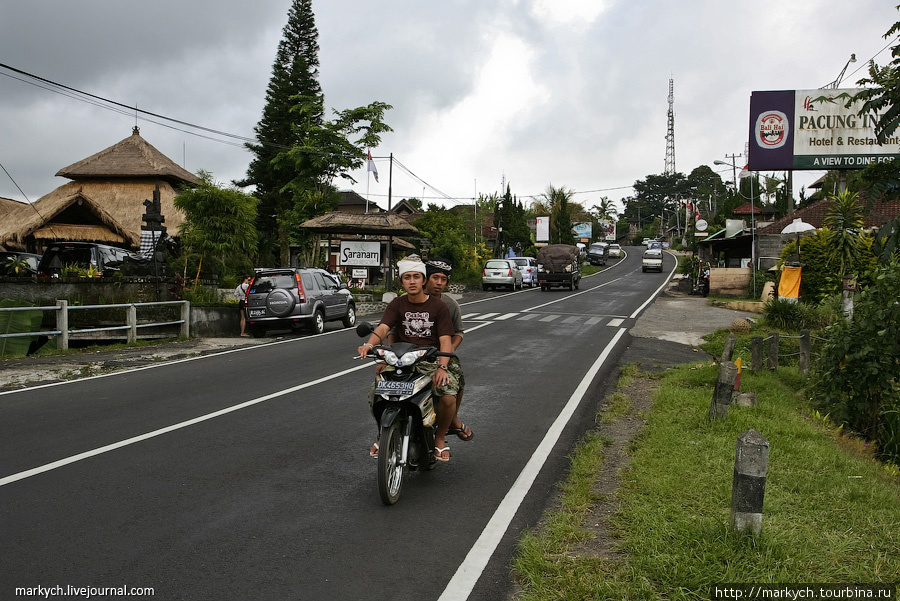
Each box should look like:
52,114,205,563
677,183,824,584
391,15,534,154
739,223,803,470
513,364,900,600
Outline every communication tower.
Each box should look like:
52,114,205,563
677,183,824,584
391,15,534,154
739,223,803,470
664,78,675,176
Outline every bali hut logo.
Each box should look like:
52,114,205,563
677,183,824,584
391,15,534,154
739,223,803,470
755,110,788,149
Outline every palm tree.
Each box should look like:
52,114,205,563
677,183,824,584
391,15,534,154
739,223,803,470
823,190,864,277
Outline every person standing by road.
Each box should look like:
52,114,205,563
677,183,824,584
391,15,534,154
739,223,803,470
235,275,252,337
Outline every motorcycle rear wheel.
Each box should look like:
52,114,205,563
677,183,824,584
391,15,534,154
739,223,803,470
378,421,404,505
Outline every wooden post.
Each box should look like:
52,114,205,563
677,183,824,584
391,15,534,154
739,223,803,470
720,332,737,364
751,337,763,372
709,361,738,420
767,333,779,370
730,429,769,536
799,329,810,375
56,300,69,351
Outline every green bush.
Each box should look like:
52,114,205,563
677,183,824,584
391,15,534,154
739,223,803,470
763,298,836,332
814,260,900,462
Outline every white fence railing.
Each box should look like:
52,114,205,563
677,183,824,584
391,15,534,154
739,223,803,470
0,300,190,351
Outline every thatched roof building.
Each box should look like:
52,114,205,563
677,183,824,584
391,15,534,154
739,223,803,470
0,128,198,252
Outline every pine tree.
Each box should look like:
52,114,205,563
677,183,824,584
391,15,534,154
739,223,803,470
240,0,324,266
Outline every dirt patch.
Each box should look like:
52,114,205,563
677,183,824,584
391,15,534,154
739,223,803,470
571,374,658,559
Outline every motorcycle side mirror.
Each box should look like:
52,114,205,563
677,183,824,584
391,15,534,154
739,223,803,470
356,322,375,338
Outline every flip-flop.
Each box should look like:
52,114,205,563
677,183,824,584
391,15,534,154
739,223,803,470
369,442,379,458
453,423,474,441
434,446,451,462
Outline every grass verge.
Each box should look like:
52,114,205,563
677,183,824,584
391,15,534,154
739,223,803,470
513,363,900,600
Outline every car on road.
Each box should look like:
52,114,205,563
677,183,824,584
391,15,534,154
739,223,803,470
586,242,608,266
607,243,622,258
482,259,523,291
642,248,664,272
509,256,538,287
244,267,356,337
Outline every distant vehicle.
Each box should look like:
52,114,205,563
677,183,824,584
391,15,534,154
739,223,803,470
642,238,651,247
648,240,663,250
607,243,622,258
586,242,608,266
642,248,664,272
244,267,356,337
1,251,41,276
482,259,523,291
37,242,133,278
536,244,581,291
509,256,538,287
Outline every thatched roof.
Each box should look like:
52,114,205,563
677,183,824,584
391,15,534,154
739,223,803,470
301,211,419,235
0,180,186,249
56,127,200,187
0,196,27,219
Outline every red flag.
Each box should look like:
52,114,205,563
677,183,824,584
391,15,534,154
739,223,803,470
367,150,379,183
738,164,751,179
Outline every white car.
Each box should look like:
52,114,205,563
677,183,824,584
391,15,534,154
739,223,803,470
510,256,538,287
642,248,664,272
482,259,524,291
608,243,622,258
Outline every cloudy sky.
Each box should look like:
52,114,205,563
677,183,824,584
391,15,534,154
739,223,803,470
0,0,895,214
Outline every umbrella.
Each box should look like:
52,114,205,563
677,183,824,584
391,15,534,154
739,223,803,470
781,218,816,263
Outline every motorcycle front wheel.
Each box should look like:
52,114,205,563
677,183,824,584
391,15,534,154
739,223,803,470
378,421,405,505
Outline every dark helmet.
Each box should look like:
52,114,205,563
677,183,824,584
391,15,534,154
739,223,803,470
425,257,452,278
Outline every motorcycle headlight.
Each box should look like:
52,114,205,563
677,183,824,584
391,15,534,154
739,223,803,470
379,349,399,365
397,350,426,367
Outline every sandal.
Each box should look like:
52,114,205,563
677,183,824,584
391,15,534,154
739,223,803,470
369,442,379,458
449,423,474,441
434,446,451,462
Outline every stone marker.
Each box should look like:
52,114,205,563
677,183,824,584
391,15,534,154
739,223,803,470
709,361,738,420
730,429,769,536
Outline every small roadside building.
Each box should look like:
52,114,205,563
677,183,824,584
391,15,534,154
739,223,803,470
0,127,199,253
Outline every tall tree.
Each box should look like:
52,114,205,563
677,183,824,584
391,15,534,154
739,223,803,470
535,185,581,245
240,0,324,266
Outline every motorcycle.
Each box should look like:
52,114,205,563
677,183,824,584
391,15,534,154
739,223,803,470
356,322,453,505
696,272,710,297
698,269,710,297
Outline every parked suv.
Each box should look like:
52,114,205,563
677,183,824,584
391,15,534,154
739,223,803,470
37,242,132,278
244,268,356,337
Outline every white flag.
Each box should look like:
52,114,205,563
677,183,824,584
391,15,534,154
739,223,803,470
367,150,379,183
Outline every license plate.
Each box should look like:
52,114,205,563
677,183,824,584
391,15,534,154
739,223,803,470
248,308,266,317
375,380,416,396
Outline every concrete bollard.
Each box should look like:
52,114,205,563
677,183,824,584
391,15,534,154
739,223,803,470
799,330,810,376
751,337,763,373
709,361,738,420
730,429,769,536
720,333,738,364
767,333,779,370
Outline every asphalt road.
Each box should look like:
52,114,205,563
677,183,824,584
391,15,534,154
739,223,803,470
1,248,726,601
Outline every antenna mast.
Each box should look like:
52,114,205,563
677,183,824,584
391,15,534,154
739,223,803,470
664,78,675,176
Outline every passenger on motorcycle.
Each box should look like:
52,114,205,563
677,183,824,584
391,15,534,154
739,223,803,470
422,258,473,442
357,257,459,462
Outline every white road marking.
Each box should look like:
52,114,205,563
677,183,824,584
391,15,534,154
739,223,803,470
607,318,625,327
494,313,518,320
538,315,560,322
437,328,628,601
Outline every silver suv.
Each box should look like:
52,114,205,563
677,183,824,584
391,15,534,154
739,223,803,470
244,268,356,337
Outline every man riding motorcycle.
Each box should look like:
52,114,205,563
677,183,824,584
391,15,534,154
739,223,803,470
357,257,459,462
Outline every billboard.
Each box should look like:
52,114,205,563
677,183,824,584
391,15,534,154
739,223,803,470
598,219,616,240
748,89,900,171
339,240,380,266
572,222,592,240
536,216,550,242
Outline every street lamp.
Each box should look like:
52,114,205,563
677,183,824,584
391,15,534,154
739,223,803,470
827,53,857,89
714,156,742,189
